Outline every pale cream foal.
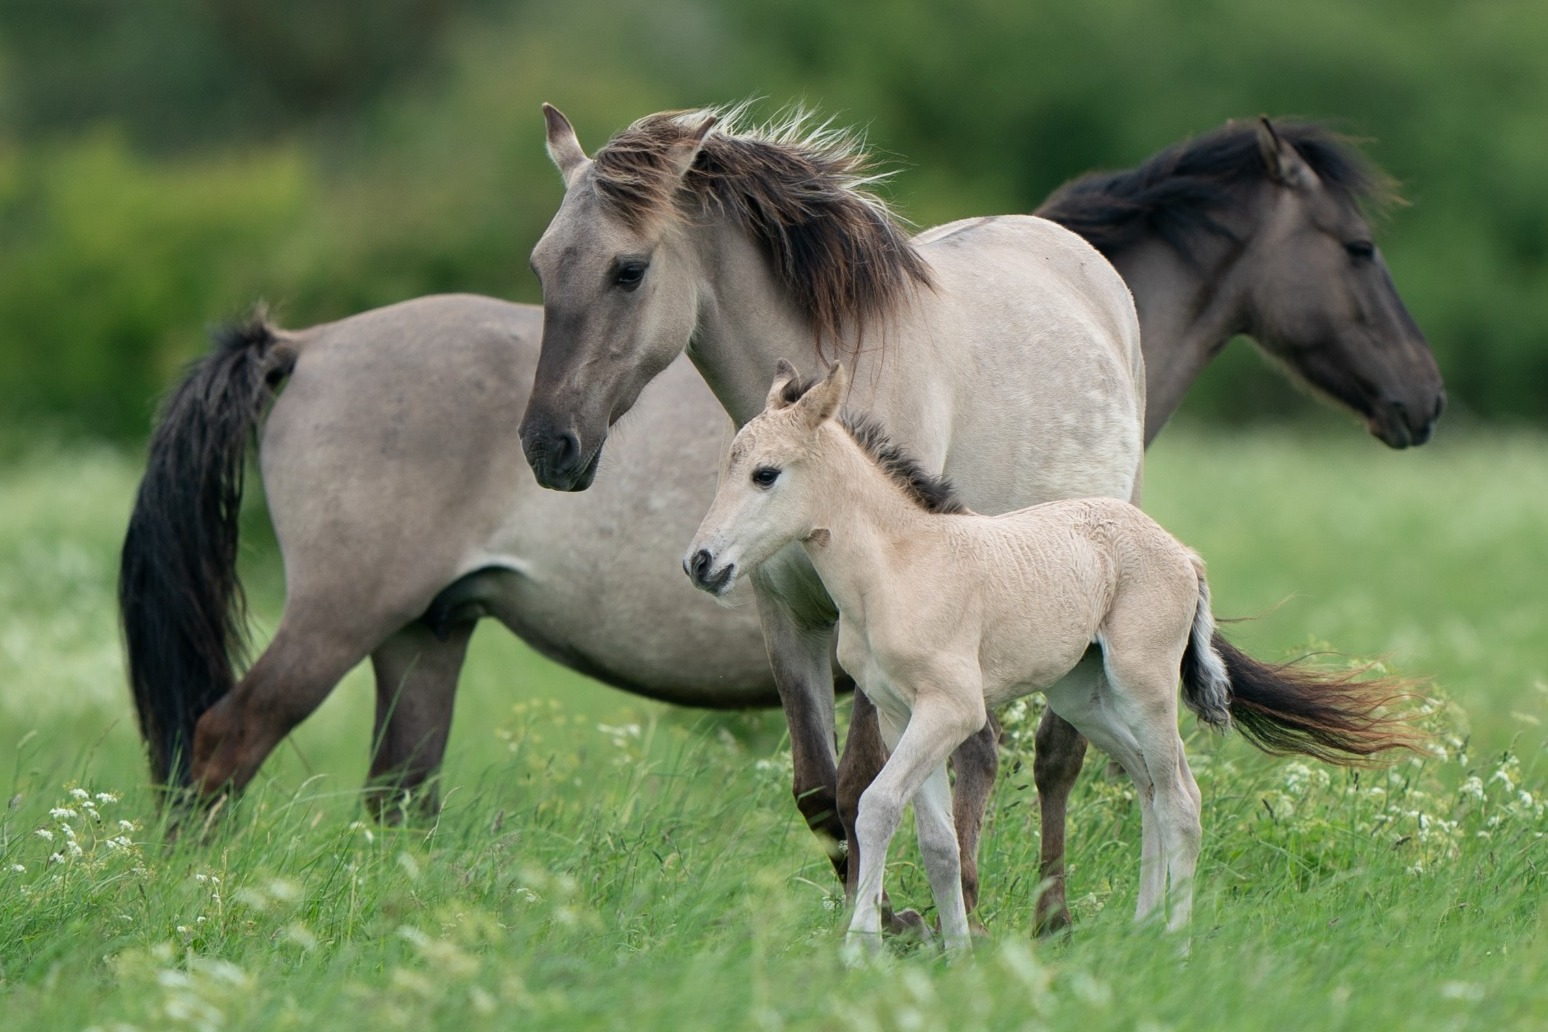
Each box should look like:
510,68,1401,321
685,361,1235,954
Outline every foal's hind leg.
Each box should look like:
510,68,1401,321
365,620,476,824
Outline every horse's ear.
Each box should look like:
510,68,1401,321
795,362,847,429
544,103,589,185
665,114,717,182
766,359,801,409
1257,116,1316,191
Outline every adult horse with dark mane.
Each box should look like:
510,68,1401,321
121,112,1443,934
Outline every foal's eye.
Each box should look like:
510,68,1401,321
751,466,781,488
1344,240,1375,261
614,262,648,291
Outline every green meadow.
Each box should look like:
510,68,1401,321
2,425,1545,1030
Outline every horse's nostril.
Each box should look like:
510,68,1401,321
553,430,580,470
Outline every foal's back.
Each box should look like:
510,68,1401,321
919,498,1201,706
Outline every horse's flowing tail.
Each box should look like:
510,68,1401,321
118,313,294,788
1178,554,1422,765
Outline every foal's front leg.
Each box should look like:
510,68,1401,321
850,693,985,956
839,692,998,923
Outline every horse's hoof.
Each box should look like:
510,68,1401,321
1033,903,1073,941
882,907,932,940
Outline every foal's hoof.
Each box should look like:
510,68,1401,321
841,932,886,967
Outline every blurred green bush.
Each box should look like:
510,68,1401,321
0,0,1544,437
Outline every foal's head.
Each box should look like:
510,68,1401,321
684,361,846,595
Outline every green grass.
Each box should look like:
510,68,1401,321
1,426,1545,1030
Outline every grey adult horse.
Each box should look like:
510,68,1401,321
516,106,1440,923
122,116,1443,932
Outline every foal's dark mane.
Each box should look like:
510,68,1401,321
591,107,932,351
777,373,966,515
1036,120,1398,262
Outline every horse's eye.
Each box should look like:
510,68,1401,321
752,466,780,488
615,262,648,291
1344,240,1375,261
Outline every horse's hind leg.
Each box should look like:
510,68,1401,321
365,620,475,824
191,613,382,799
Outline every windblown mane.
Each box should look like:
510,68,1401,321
591,107,933,351
1036,120,1399,262
839,413,966,515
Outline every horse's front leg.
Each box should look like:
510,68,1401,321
753,579,845,877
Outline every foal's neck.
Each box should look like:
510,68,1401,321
797,427,941,615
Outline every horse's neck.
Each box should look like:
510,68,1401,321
798,431,934,619
1113,215,1258,445
686,224,819,428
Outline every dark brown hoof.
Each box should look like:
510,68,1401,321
883,906,932,941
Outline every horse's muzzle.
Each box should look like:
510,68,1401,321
520,423,602,491
1370,389,1446,450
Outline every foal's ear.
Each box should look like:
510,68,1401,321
665,114,718,182
543,103,589,185
795,362,847,429
766,358,802,409
1256,116,1316,191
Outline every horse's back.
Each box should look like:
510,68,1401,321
262,294,540,615
907,215,1144,513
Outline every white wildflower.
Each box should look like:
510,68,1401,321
1460,776,1486,803
69,788,90,802
35,828,53,841
49,807,78,820
95,792,119,803
10,864,24,873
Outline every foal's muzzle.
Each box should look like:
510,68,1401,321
684,548,735,595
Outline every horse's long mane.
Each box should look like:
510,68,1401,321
1036,120,1399,262
778,371,965,515
591,106,932,350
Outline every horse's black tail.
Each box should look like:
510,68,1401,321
1214,634,1424,765
118,312,295,788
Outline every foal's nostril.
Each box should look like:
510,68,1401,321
688,549,714,585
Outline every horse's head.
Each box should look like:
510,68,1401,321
685,361,845,595
521,105,715,491
1241,119,1445,448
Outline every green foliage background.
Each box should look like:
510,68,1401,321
2,0,1546,437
